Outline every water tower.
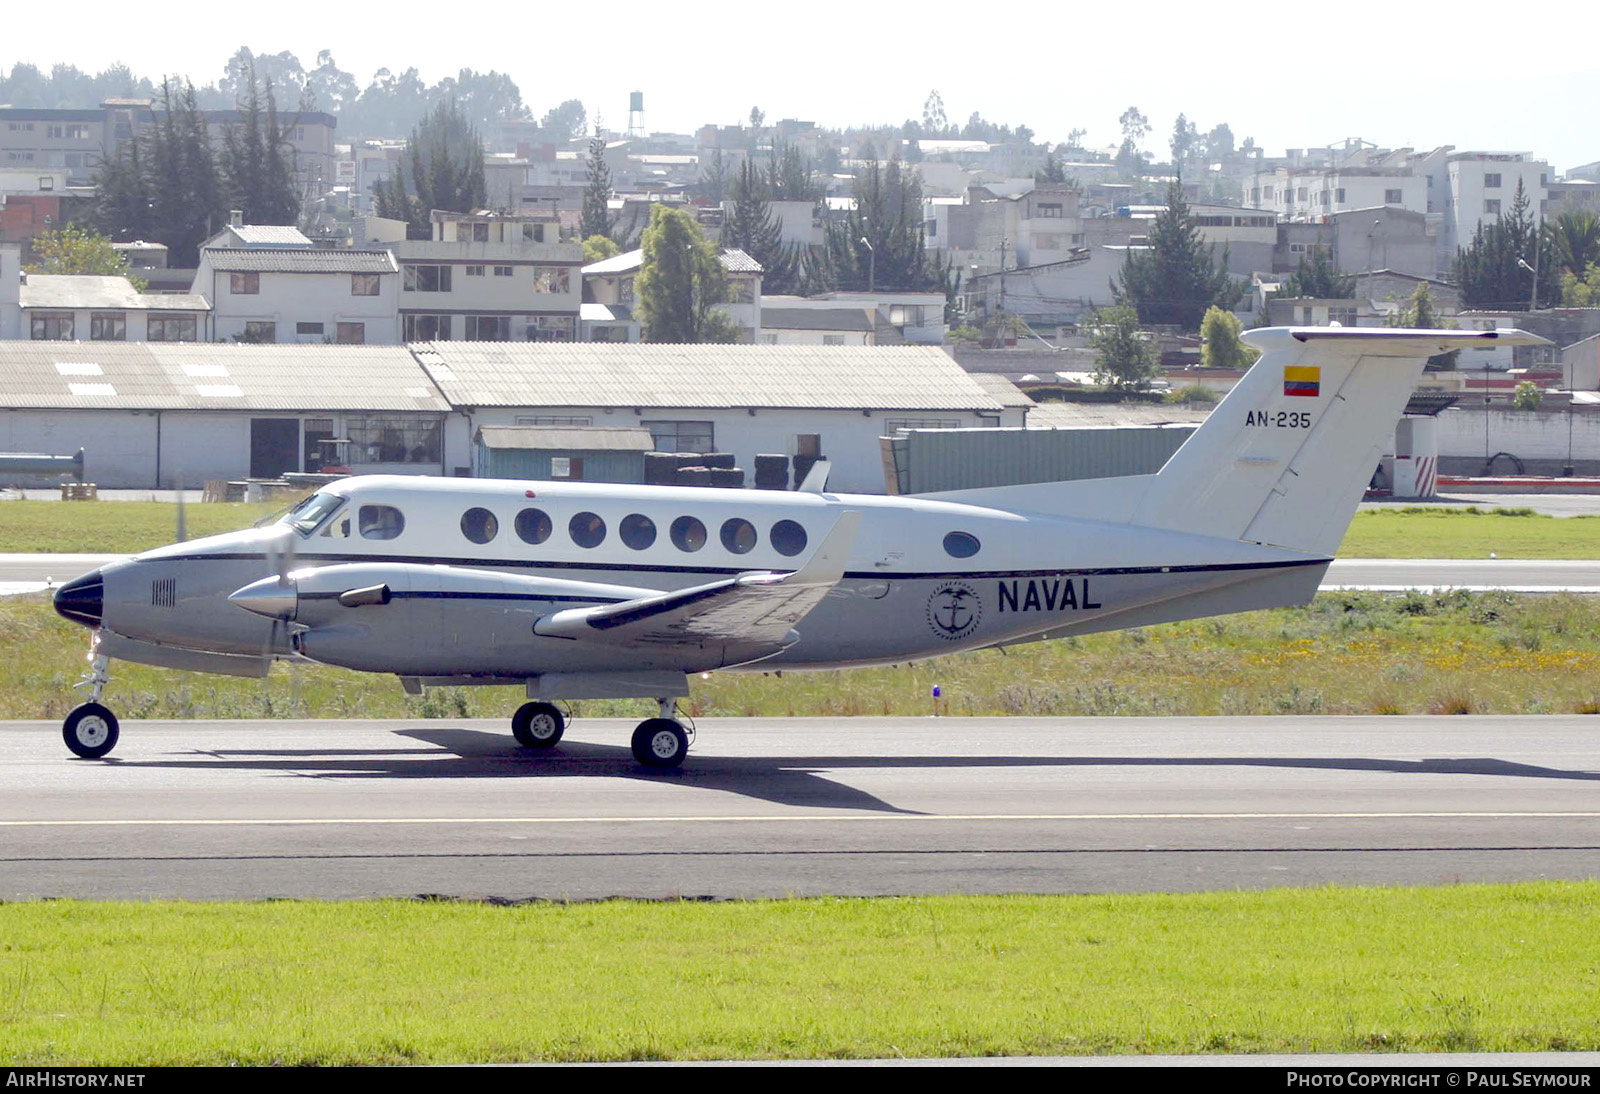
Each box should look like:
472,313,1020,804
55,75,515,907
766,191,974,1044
628,91,645,139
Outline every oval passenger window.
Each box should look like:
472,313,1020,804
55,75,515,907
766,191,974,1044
358,504,405,540
721,518,757,555
515,508,552,545
569,511,607,548
770,519,808,557
943,531,981,558
461,507,498,545
620,513,656,550
670,516,706,552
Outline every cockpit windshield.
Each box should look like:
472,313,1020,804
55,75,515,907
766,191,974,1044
280,491,346,536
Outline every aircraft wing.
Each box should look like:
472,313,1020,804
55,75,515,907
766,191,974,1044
533,511,861,648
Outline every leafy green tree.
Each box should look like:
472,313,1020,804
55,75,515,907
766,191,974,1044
582,234,620,263
1281,241,1355,299
1116,106,1149,175
635,206,736,344
581,133,613,241
1090,306,1160,391
1169,114,1198,172
24,226,145,289
1386,282,1458,370
1199,305,1258,369
1546,210,1600,283
1557,263,1600,306
1513,380,1542,410
540,99,587,140
1113,180,1242,330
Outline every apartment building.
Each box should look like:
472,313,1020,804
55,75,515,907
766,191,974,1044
389,209,582,342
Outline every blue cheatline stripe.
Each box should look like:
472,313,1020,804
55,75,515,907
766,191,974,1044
170,552,1330,584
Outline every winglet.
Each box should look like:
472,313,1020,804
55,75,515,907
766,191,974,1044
797,459,832,493
785,510,861,585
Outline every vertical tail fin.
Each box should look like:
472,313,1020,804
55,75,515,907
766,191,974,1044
1129,327,1548,555
950,327,1550,556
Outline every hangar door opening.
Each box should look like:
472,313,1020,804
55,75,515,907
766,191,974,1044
250,418,299,479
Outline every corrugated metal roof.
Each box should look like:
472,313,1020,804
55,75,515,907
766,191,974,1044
761,307,874,333
580,303,634,323
718,248,763,273
227,225,313,247
0,343,448,412
202,248,398,274
415,344,1009,412
1026,401,1212,429
582,248,764,276
476,426,655,451
968,372,1035,409
20,276,209,312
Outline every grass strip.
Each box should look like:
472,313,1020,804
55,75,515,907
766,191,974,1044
1,884,1598,1063
7,589,1600,720
0,501,281,554
1336,507,1600,559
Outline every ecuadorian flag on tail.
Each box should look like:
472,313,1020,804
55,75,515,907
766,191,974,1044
1283,365,1320,397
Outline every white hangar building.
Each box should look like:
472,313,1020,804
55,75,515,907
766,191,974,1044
0,342,1029,493
0,342,451,487
413,343,1029,494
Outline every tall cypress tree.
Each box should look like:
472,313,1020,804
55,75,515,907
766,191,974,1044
581,132,613,241
1113,179,1242,329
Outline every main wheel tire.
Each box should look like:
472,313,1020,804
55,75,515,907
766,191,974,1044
63,702,119,760
631,718,688,769
511,701,564,748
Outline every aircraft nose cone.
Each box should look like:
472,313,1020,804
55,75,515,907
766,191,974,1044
53,570,104,629
228,576,297,620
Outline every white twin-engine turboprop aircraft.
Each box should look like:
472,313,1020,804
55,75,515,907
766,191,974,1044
50,327,1544,768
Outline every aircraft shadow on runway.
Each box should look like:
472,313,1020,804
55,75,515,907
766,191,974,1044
101,726,1600,814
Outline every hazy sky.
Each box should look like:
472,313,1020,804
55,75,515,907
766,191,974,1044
6,4,1598,172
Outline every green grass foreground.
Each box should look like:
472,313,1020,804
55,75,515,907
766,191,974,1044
0,499,1596,558
6,588,1600,720
1,885,1598,1063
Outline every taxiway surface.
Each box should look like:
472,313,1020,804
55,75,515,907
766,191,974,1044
4,716,1599,901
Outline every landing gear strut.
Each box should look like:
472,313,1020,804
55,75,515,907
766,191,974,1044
64,649,119,759
631,698,690,769
511,701,565,748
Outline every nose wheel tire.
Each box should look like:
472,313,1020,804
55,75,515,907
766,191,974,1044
512,702,565,748
631,718,688,769
63,703,119,760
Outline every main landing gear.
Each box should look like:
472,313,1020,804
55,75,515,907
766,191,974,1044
511,701,565,748
511,697,692,769
63,650,119,760
631,699,691,770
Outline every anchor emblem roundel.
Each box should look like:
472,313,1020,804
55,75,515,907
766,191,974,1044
926,581,981,641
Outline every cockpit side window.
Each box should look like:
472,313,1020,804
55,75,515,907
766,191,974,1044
282,492,345,536
359,504,406,540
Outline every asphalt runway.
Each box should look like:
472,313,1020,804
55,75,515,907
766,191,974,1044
4,716,1600,901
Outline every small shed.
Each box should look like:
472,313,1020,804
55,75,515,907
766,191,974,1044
474,426,655,483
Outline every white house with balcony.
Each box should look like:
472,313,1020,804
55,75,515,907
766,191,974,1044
193,246,401,344
582,248,764,342
388,208,582,342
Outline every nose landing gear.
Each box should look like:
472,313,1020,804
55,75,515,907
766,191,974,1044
64,649,119,759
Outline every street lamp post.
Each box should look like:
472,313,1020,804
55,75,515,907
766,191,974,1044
859,236,875,293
